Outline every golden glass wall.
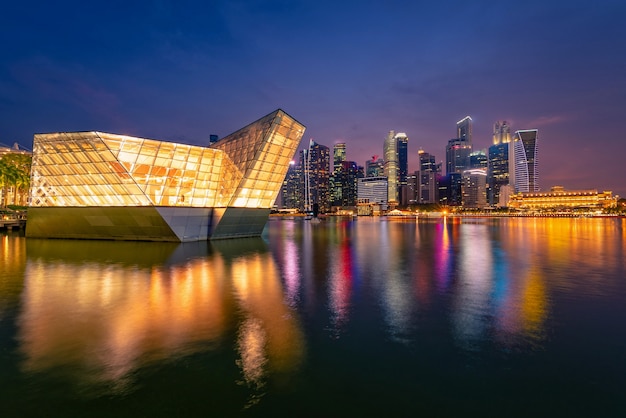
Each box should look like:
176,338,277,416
211,110,305,208
29,109,305,210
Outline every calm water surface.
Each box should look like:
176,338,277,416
1,217,625,417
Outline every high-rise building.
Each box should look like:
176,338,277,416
281,161,302,209
457,116,473,144
462,169,487,208
511,129,539,193
332,160,359,207
397,132,408,190
493,121,511,145
438,173,462,206
331,143,347,206
333,143,346,168
446,138,472,174
418,149,439,173
487,120,513,205
383,131,408,205
383,130,399,204
358,176,388,207
488,142,509,205
469,150,488,170
301,139,331,213
413,149,440,204
366,156,384,177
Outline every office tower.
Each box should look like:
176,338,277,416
462,169,487,208
493,121,511,145
469,150,488,170
383,131,408,205
488,142,509,205
358,176,388,206
415,149,440,204
333,143,346,168
487,120,513,205
438,173,462,206
457,116,473,144
333,160,359,207
418,150,438,173
396,132,408,188
300,139,331,213
281,161,302,209
445,138,472,174
383,130,399,204
366,156,384,177
331,143,346,207
511,129,539,193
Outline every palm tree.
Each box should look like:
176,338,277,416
0,153,32,207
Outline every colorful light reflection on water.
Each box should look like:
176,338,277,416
0,217,624,416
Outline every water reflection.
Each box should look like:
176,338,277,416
3,217,625,414
18,238,304,397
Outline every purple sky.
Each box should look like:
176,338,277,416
2,0,625,197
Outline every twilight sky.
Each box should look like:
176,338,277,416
2,0,625,197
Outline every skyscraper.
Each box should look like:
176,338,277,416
383,131,408,205
383,130,399,204
333,160,359,207
445,138,472,174
493,121,511,145
366,156,384,177
446,116,473,175
333,143,346,169
511,129,539,193
488,142,509,205
301,139,331,213
488,120,512,205
396,132,408,189
281,161,302,209
415,149,440,204
462,169,487,208
457,116,473,144
331,143,347,206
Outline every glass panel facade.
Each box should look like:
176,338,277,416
29,109,305,211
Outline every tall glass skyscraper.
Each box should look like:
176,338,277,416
383,130,399,204
488,121,512,205
301,139,331,213
492,120,511,145
383,131,408,205
457,116,473,144
331,143,347,206
445,138,472,174
446,116,473,175
511,129,539,193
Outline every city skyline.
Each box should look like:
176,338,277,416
1,1,625,197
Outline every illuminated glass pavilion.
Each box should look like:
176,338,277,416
26,109,305,241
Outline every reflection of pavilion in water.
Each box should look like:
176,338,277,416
19,238,304,395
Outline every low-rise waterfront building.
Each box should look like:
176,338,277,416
508,186,617,211
26,109,305,241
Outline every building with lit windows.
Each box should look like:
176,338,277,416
365,156,384,177
445,138,472,174
26,109,305,241
461,169,487,209
357,176,388,207
300,139,330,213
511,129,539,193
508,186,617,211
457,116,473,144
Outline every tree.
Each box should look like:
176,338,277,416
0,153,32,207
